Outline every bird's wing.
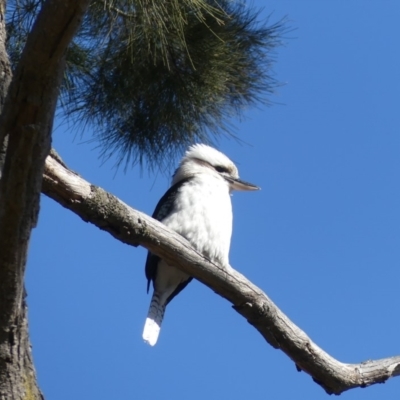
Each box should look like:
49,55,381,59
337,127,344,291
145,177,193,292
145,253,159,293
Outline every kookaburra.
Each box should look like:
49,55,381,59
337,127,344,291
143,144,259,346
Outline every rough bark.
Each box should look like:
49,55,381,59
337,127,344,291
0,0,11,177
0,0,10,109
0,1,90,399
42,151,400,395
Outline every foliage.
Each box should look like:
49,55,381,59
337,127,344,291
6,0,284,169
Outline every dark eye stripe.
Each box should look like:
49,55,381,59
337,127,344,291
214,165,229,173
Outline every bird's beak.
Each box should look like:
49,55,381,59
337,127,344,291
227,177,260,191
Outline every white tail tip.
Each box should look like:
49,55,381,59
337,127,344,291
142,317,161,346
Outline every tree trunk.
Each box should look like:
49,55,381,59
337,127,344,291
0,0,11,177
0,1,90,398
0,2,44,398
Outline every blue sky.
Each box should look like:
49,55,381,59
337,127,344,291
26,2,400,399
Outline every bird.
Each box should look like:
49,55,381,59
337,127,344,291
142,143,259,346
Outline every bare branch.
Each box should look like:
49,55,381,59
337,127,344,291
42,152,400,395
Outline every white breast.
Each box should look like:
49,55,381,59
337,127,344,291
162,174,232,267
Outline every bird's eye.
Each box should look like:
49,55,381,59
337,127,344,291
214,165,229,173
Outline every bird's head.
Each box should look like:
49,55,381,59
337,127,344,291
172,144,259,192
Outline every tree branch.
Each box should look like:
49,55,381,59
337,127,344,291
42,151,400,395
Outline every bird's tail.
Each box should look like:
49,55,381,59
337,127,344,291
142,292,166,346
